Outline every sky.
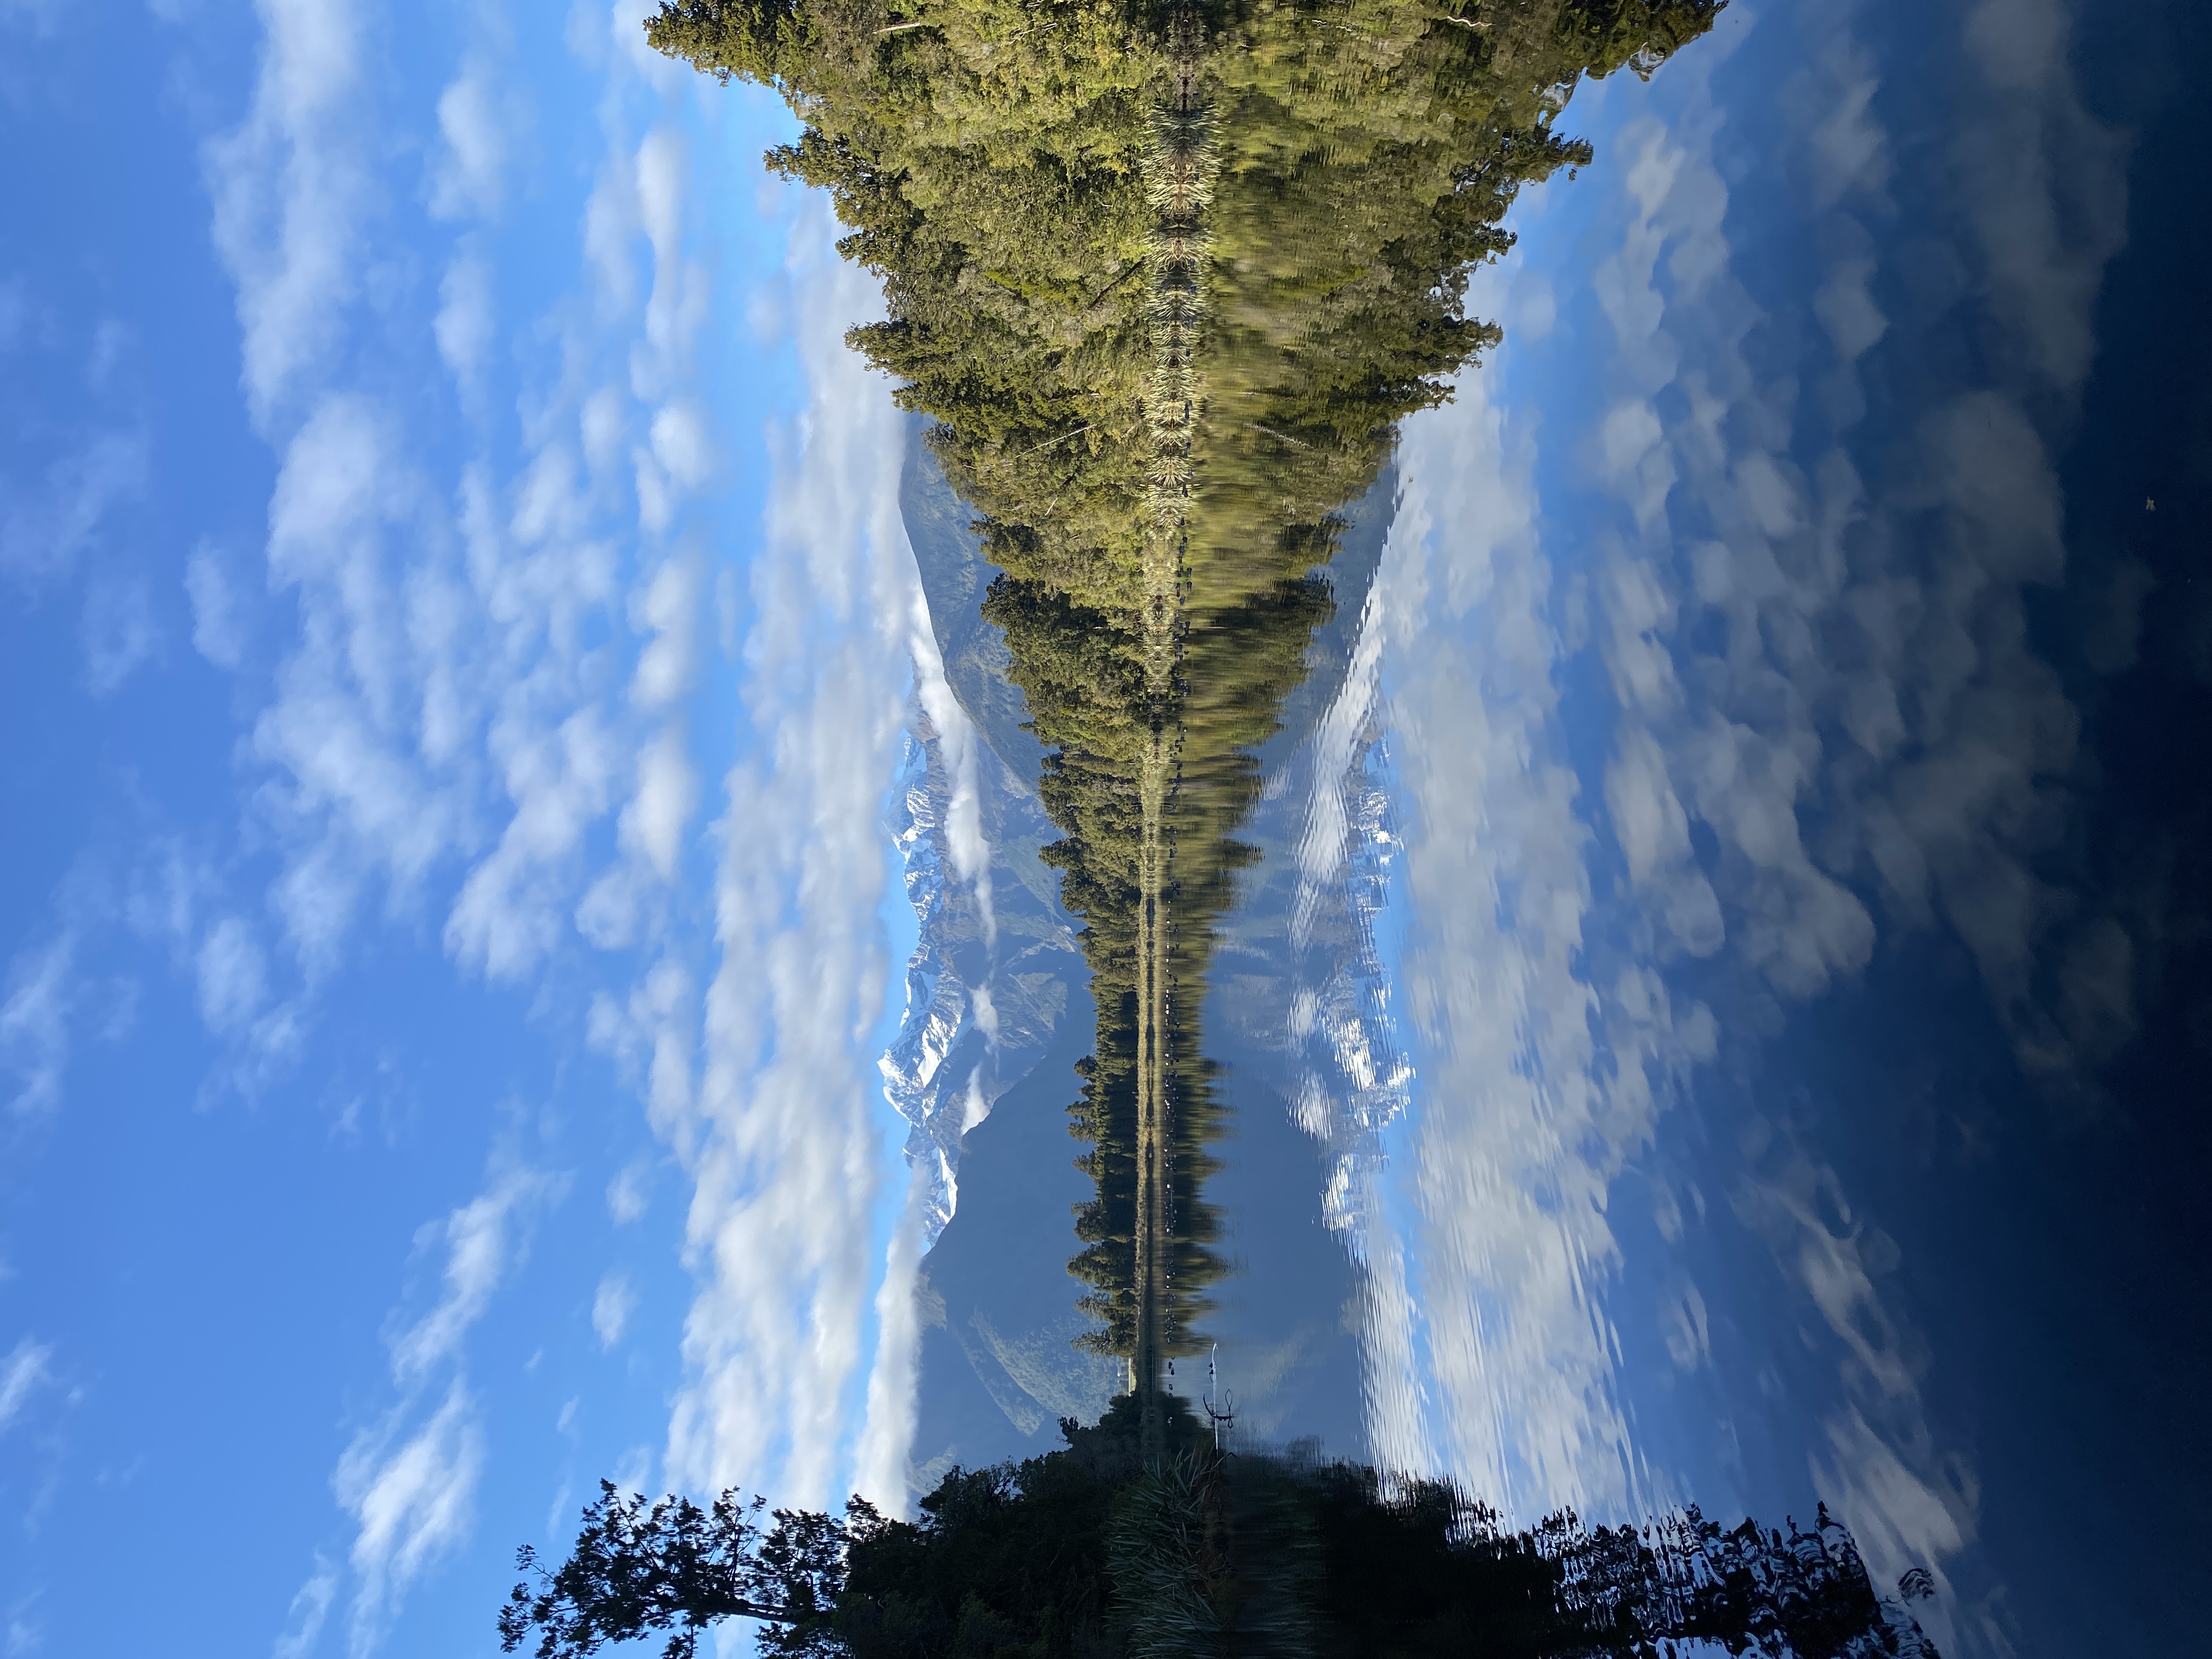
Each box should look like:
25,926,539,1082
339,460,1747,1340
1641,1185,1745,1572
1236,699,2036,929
0,2,943,1655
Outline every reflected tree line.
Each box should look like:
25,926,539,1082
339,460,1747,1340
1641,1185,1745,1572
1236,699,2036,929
499,0,1945,1651
500,1403,1940,1658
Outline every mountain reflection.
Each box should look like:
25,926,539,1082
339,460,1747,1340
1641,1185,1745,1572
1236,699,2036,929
658,0,1724,1453
489,1,1989,1655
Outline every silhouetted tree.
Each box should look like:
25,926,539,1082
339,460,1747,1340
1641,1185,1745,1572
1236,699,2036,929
500,1410,1944,1659
496,1482,853,1657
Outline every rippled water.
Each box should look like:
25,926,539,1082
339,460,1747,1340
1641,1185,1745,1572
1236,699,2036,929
874,0,2211,1653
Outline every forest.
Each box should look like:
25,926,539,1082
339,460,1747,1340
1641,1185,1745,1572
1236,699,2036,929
499,1402,1945,1658
494,4,1954,1656
646,0,1724,1401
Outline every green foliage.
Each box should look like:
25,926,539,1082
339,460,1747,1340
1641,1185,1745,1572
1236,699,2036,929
647,0,1726,1367
496,1481,849,1657
646,0,810,85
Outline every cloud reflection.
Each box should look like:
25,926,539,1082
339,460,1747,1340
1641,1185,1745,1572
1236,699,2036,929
1375,0,2134,1649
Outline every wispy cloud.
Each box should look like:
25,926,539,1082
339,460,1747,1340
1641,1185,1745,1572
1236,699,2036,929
0,0,64,40
1382,334,1663,1522
299,1155,562,1656
0,1338,55,1432
184,0,923,1624
427,61,517,223
80,569,163,695
591,1274,636,1350
0,935,75,1120
334,1383,484,1658
1577,0,2130,1090
433,250,495,391
185,540,249,670
194,917,269,1035
587,960,698,1150
851,1166,932,1511
0,430,146,586
204,0,371,430
606,1158,652,1223
906,592,994,949
664,198,917,1511
389,1165,562,1383
1382,0,2129,1641
269,1556,336,1659
443,706,622,980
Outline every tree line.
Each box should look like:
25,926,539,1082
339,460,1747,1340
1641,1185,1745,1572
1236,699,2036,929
644,0,1724,1377
500,1399,1943,1658
476,5,1958,1657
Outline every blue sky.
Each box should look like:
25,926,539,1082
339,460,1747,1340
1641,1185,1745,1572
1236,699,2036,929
0,2,941,1655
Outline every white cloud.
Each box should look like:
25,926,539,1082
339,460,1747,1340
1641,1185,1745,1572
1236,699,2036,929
630,554,699,707
86,317,128,390
906,590,994,946
591,1273,635,1348
199,2,748,1062
0,1337,55,1431
609,1443,654,1503
184,0,928,1599
648,401,713,493
664,199,917,1511
1813,255,1887,362
851,1166,930,1513
195,917,269,1035
1797,34,1890,207
1731,1121,1976,1611
185,541,247,669
390,1165,560,1382
266,395,414,590
588,960,697,1150
1,934,75,1119
125,838,219,954
428,66,512,222
605,1158,652,1223
1381,342,1664,1523
1378,1,2131,1629
249,394,464,963
203,0,370,428
626,727,698,881
270,1556,337,1659
579,385,626,476
633,128,693,384
315,1158,568,1652
434,251,495,387
445,707,620,978
335,1383,483,1657
509,440,588,548
1576,0,2129,1085
582,155,640,319
1957,0,2128,390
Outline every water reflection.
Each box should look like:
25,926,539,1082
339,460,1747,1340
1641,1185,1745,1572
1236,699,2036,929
657,0,1724,1455
633,0,2202,1650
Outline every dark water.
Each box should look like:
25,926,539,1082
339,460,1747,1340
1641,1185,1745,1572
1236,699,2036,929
749,0,2212,1651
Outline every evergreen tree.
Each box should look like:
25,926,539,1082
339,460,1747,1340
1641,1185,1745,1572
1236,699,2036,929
645,0,1723,1381
500,1421,1944,1659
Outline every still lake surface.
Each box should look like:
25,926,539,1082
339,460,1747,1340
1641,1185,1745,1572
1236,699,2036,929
870,2,2212,1654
